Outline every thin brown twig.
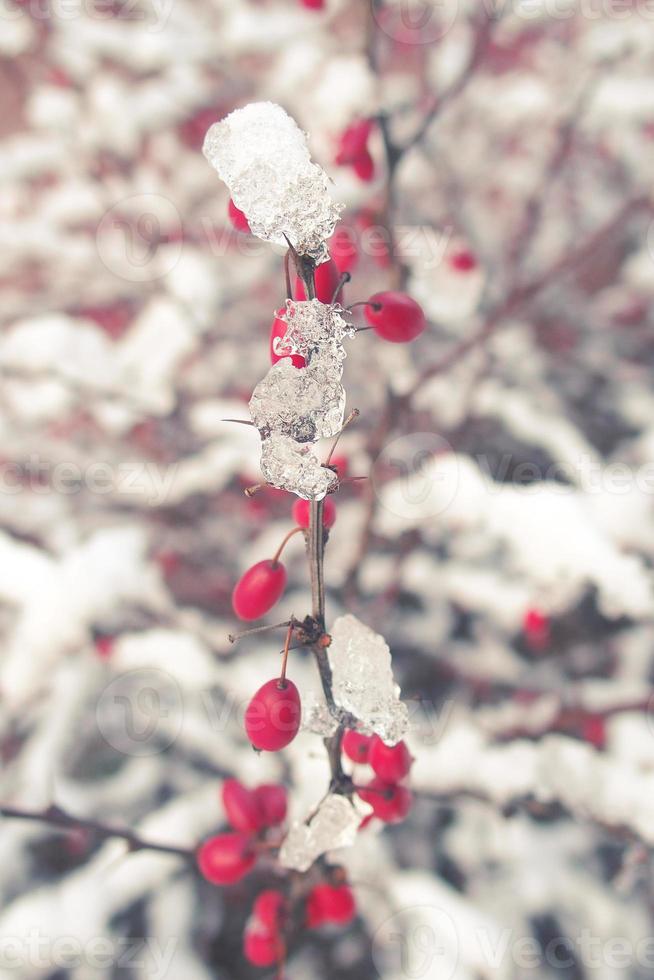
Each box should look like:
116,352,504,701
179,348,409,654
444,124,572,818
0,804,194,858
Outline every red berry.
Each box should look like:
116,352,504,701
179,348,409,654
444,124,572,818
300,0,324,8
245,678,302,752
581,713,606,750
94,635,115,660
306,884,356,928
352,149,374,182
270,308,306,369
523,607,550,651
232,560,287,621
253,784,288,826
368,736,412,783
357,778,412,824
222,779,264,833
197,832,256,885
330,226,358,274
336,120,373,165
342,730,372,764
364,291,426,343
294,257,343,304
253,890,287,930
244,925,284,967
228,199,250,233
449,249,477,273
292,497,336,529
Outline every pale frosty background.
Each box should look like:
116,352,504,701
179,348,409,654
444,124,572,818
1,2,654,979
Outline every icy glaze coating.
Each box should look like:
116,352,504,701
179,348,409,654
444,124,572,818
279,794,361,872
329,614,409,744
203,102,342,263
250,300,353,499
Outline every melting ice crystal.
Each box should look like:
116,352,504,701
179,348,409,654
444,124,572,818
249,300,353,499
203,102,342,263
279,794,361,872
329,614,409,744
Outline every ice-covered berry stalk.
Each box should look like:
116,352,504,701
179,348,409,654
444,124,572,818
202,100,427,970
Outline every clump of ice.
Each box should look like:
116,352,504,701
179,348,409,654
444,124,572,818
280,299,354,363
328,614,409,744
203,102,342,263
249,359,345,443
279,794,361,872
260,434,336,499
250,300,353,499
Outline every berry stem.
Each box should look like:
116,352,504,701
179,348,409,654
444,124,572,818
331,270,351,304
279,622,294,684
346,301,381,312
272,526,304,565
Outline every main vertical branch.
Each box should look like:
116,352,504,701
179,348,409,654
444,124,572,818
309,498,326,627
298,252,345,786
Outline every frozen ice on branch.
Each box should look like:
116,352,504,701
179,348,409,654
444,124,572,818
279,794,361,872
203,102,342,263
329,614,409,744
250,300,353,499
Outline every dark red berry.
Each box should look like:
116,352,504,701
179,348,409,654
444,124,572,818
253,890,287,930
357,778,412,824
581,713,606,750
368,736,413,783
244,925,284,967
364,291,426,343
270,308,306,368
330,226,358,274
228,199,250,233
342,730,372,764
232,560,287,621
197,832,256,885
306,884,356,927
449,249,477,272
245,678,302,751
94,635,115,660
222,779,264,833
253,784,288,826
294,257,343,304
292,497,336,529
353,149,374,182
336,120,373,165
523,607,550,651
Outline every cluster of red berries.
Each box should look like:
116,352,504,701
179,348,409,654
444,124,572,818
243,877,357,967
231,505,336,625
197,779,287,885
228,206,427,345
233,493,342,753
343,731,413,824
335,119,375,182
